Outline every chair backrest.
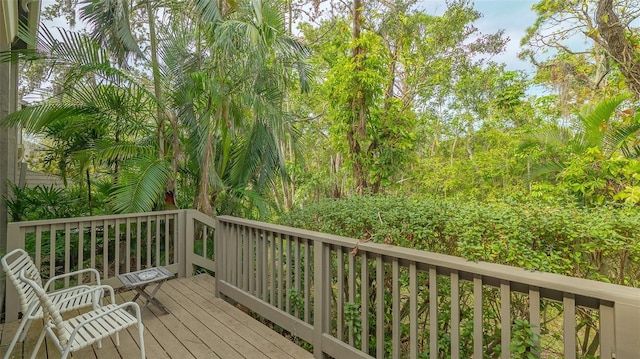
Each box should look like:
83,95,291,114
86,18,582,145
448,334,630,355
1,249,44,315
18,268,69,347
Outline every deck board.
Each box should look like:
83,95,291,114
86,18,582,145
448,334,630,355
0,274,313,359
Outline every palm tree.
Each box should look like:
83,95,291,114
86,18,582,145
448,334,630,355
521,94,640,200
2,0,311,217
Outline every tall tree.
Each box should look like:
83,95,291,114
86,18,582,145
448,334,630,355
523,0,640,101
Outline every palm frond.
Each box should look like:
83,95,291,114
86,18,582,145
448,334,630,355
89,140,156,165
528,160,566,180
79,0,144,66
192,0,224,24
0,104,98,132
580,94,631,149
604,123,640,158
111,156,170,213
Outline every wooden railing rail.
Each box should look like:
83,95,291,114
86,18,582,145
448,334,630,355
214,215,640,359
4,209,216,322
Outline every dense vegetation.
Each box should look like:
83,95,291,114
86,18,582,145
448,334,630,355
281,195,640,286
3,0,640,277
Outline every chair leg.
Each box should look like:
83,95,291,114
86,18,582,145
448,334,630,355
29,330,46,359
17,318,33,342
115,332,120,346
2,317,30,359
138,323,146,359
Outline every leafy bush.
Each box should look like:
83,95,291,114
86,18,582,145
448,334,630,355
280,195,639,356
280,195,640,286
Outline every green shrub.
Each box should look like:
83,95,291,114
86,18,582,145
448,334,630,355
279,195,640,286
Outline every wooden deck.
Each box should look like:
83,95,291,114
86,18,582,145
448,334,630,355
0,274,313,359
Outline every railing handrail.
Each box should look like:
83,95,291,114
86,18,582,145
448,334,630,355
216,215,640,306
6,209,186,228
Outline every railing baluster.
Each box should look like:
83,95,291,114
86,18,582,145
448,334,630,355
237,224,242,285
270,231,276,305
361,252,369,353
450,271,459,359
103,221,109,278
146,216,152,268
136,217,141,271
262,230,268,301
474,275,483,357
35,226,42,269
599,303,614,359
409,263,418,359
564,293,576,359
336,246,344,341
348,250,356,346
228,224,234,283
164,214,170,265
278,234,284,310
529,286,540,356
78,222,84,284
376,255,384,359
155,216,161,267
392,259,400,359
89,221,98,268
323,244,331,336
312,240,327,358
501,281,511,359
286,234,292,314
429,265,438,359
246,228,256,295
114,219,120,276
294,237,301,319
49,225,55,281
64,223,71,288
173,214,178,263
304,238,310,323
125,218,131,273
247,228,253,293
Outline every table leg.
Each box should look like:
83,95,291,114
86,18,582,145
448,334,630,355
136,279,170,314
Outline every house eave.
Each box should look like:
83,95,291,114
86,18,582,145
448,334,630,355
0,0,40,49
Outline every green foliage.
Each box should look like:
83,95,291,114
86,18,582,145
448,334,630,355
6,183,90,221
510,319,541,358
280,195,640,286
344,302,363,346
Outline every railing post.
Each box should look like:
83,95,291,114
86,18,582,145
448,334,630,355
613,301,640,358
5,223,23,322
183,210,194,278
177,210,188,278
313,241,326,358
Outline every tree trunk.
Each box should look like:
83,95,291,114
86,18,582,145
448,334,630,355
596,0,640,99
147,1,178,205
349,0,368,195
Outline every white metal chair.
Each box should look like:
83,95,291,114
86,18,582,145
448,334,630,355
1,248,111,358
18,268,146,359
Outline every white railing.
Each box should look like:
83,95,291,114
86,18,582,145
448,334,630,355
4,209,215,322
214,216,640,359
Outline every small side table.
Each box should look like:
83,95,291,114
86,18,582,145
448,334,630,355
118,266,174,314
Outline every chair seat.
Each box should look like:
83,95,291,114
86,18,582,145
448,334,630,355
61,304,139,351
27,285,97,318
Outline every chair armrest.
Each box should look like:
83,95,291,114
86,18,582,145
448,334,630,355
44,268,102,291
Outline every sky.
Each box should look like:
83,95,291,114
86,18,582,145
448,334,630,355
419,0,539,73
